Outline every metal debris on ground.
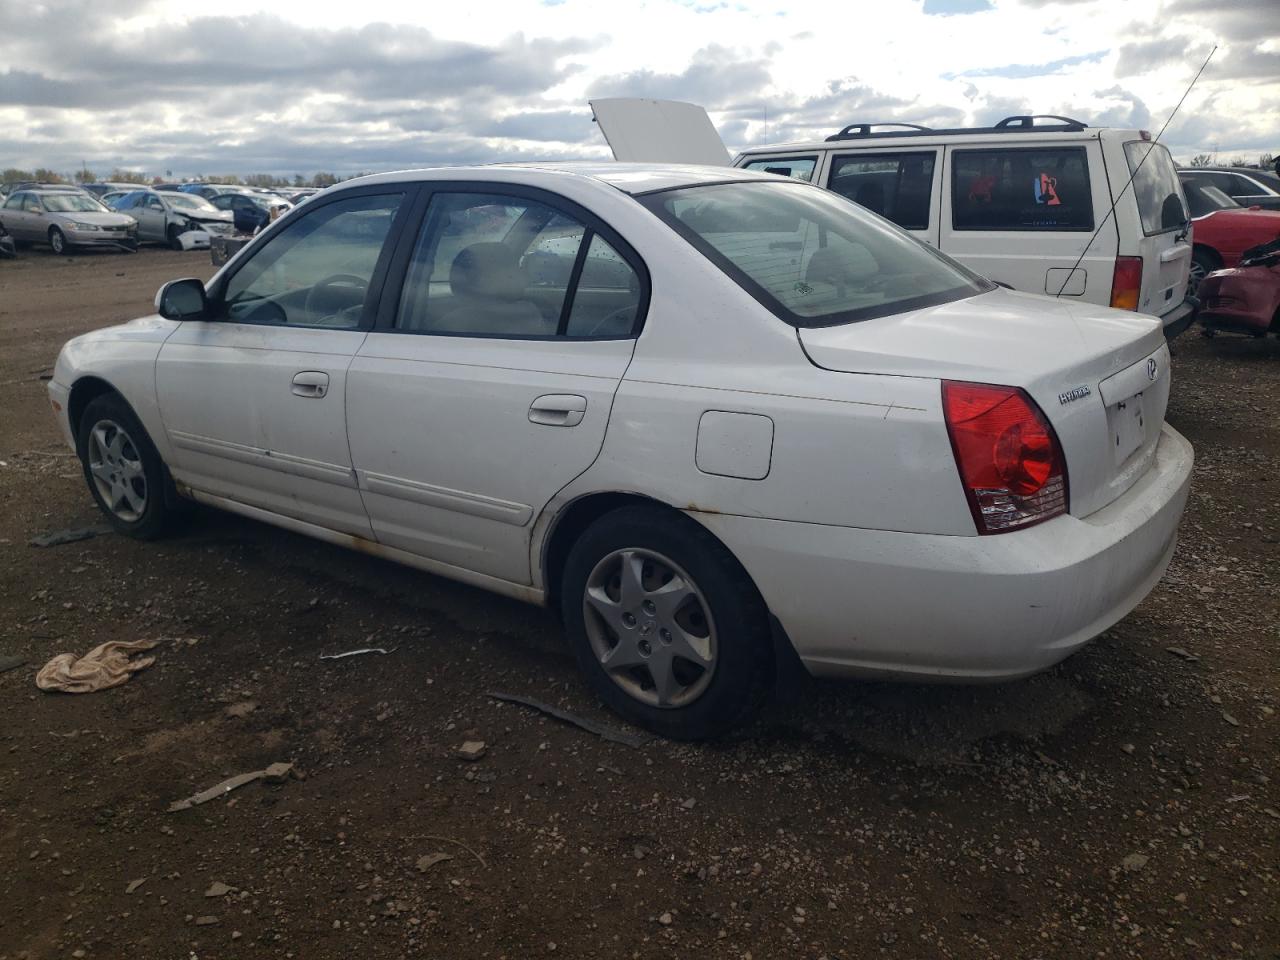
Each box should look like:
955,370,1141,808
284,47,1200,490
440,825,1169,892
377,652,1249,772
0,655,26,675
487,691,651,747
1165,646,1200,662
167,762,294,812
415,852,453,872
125,878,147,895
29,525,112,548
319,647,398,660
36,640,158,694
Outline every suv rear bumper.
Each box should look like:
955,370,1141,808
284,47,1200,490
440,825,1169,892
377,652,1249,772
1159,295,1198,340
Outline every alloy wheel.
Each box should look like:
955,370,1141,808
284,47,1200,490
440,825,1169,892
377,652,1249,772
49,229,65,255
86,419,147,522
582,548,717,708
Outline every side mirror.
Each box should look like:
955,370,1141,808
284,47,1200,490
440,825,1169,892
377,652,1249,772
156,278,208,321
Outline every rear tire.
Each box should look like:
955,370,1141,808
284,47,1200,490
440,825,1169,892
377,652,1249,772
48,227,68,255
77,393,182,540
560,505,773,740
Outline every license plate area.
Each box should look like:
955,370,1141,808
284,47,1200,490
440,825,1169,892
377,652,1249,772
1108,391,1146,464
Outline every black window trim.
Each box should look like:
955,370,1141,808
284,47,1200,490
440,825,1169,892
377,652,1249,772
371,181,652,343
204,182,420,333
950,144,1095,233
739,154,821,183
639,179,993,330
826,149,939,231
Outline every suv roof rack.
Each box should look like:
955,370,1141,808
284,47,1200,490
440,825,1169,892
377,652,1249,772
823,114,1089,142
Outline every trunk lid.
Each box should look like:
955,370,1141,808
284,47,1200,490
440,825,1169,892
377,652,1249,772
799,287,1170,518
590,98,731,166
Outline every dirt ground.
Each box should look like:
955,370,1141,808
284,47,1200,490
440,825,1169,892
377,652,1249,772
0,246,1276,960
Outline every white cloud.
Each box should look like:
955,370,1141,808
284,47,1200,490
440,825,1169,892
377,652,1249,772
0,0,1275,177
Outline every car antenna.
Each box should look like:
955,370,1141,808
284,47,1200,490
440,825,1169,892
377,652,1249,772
1052,45,1216,299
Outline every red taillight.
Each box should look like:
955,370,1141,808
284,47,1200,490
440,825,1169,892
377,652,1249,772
1110,256,1143,310
942,381,1069,535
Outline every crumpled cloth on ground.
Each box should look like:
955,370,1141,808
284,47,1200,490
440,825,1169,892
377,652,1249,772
36,639,158,693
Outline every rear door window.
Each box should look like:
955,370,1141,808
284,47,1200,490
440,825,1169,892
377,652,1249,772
951,147,1093,231
740,156,818,182
1124,142,1187,235
828,152,935,230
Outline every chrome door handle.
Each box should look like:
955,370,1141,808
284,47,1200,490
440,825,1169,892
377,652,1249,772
529,394,587,427
292,371,329,398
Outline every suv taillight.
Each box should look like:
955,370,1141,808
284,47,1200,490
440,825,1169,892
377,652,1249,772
1110,256,1143,310
942,381,1068,535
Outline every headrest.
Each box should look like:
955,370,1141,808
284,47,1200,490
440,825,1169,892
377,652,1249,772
450,242,526,300
806,245,873,286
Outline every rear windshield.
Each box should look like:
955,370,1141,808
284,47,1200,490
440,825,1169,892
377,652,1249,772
642,181,990,327
1124,142,1188,235
1179,175,1240,218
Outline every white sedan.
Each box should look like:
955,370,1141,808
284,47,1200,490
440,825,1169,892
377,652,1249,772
47,163,1193,739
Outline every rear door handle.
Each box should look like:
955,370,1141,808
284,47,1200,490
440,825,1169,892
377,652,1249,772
529,394,586,427
292,371,329,398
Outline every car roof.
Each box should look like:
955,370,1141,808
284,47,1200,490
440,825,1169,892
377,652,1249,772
342,162,786,197
734,126,1147,156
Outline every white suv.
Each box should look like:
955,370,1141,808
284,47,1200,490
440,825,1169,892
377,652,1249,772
593,103,1197,338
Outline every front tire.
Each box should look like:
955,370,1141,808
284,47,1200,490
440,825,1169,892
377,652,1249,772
49,227,68,255
77,393,180,540
560,506,773,739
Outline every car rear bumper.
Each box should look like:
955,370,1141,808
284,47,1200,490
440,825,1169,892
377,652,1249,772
1158,295,1198,340
692,423,1193,681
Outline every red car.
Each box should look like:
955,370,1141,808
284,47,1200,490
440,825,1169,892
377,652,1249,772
1180,172,1280,293
1198,239,1280,338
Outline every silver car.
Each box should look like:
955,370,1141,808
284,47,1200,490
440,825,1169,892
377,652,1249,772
0,188,138,254
110,190,236,248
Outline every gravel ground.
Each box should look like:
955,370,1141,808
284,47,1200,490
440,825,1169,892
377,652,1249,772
0,247,1276,960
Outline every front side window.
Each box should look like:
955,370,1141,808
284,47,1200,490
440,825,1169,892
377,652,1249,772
396,192,642,339
3,193,25,210
828,152,935,230
741,156,818,183
952,147,1093,231
644,181,990,327
220,192,404,328
22,194,41,213
1124,141,1187,235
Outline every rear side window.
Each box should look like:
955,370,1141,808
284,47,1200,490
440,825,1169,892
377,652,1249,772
741,156,817,182
1124,142,1187,236
828,152,935,230
395,192,643,339
951,147,1093,232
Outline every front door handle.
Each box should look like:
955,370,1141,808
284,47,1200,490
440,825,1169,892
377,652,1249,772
529,394,586,427
292,371,330,398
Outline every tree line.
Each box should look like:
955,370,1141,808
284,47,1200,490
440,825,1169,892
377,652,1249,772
2,167,357,188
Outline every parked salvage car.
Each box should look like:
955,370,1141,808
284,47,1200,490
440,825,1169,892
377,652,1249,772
1198,238,1280,338
209,191,288,233
48,164,1193,738
110,189,235,248
1179,172,1280,293
592,100,1198,338
0,187,137,254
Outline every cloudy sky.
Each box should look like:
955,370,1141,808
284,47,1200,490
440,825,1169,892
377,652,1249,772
1,0,1276,179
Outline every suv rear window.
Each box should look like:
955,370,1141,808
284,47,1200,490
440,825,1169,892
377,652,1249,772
643,181,990,328
951,147,1093,232
828,152,935,230
1125,142,1188,235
